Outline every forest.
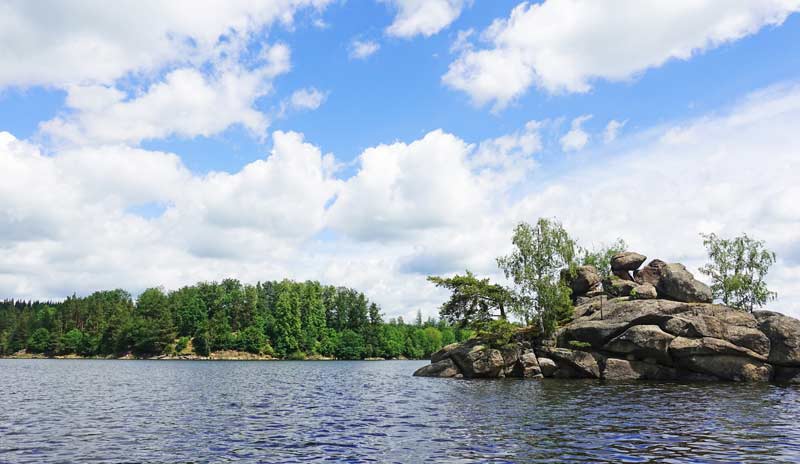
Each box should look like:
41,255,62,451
0,279,472,360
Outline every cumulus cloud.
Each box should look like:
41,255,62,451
5,2,330,147
2,83,800,319
443,0,800,109
603,119,627,143
349,39,381,60
560,115,592,151
384,0,466,38
0,0,329,88
471,120,541,187
288,87,327,111
0,129,339,298
40,49,291,145
327,130,485,240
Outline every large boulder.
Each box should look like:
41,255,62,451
512,350,543,378
570,299,769,356
577,297,688,326
754,311,800,366
631,283,658,300
668,336,768,362
633,259,667,287
538,347,600,378
562,265,601,296
450,343,506,378
413,358,460,378
428,339,540,379
611,252,647,271
659,311,770,358
603,276,637,297
774,367,800,384
538,357,557,377
557,319,629,349
678,355,773,382
430,342,460,363
602,358,677,381
658,263,713,303
603,325,674,364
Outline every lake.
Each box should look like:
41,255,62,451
1,359,799,463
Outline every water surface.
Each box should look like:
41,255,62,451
1,359,799,463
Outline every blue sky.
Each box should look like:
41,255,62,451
1,0,800,319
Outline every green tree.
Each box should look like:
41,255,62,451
421,327,443,356
135,287,175,355
300,281,326,354
427,271,510,327
336,329,365,359
379,324,406,359
170,286,207,337
27,327,51,353
497,218,577,335
127,319,167,356
236,325,267,354
405,328,426,359
207,311,233,351
193,326,210,356
363,302,384,357
440,327,456,346
60,328,84,354
317,328,340,357
272,282,302,357
699,232,777,311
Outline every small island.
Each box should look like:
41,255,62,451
415,220,800,383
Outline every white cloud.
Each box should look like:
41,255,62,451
603,119,626,143
40,50,290,146
5,2,329,147
472,120,541,187
443,0,800,109
349,39,381,60
560,115,592,151
288,87,327,111
2,83,800,319
327,130,486,240
0,129,339,298
450,28,475,53
384,0,466,38
0,0,330,88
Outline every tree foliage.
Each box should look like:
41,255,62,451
497,218,577,334
699,232,777,311
0,280,471,360
427,271,511,327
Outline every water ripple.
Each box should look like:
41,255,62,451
1,359,799,463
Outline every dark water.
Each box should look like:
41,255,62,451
1,360,799,463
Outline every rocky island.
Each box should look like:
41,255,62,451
414,252,800,382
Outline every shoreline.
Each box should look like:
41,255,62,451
0,353,421,362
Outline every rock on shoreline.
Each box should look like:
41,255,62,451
414,253,800,383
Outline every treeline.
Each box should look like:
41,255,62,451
0,279,472,359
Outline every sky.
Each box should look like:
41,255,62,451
1,0,800,320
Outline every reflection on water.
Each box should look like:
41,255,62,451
1,359,798,463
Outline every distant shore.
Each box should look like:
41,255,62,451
0,351,413,361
